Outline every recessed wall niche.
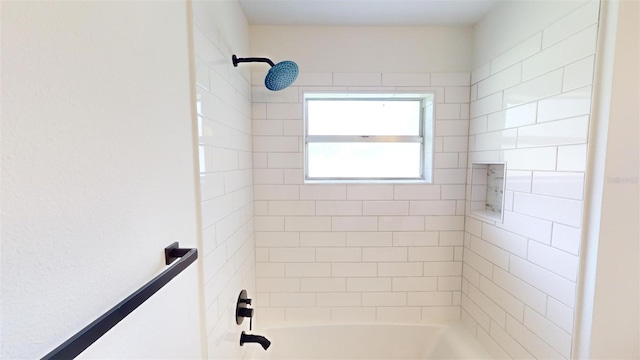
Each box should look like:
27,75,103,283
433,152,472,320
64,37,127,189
469,162,506,223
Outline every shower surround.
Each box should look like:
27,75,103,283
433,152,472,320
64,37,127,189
249,1,600,359
251,71,472,324
196,0,603,358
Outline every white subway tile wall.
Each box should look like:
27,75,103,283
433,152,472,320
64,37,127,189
253,71,470,324
192,2,256,359
464,1,598,359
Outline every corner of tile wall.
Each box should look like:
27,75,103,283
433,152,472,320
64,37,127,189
192,3,256,359
464,1,599,358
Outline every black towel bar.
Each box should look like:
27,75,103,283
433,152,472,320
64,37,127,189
41,242,198,360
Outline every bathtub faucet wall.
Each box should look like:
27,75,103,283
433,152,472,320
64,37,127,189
236,289,271,351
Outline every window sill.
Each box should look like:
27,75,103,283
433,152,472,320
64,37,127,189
304,179,433,185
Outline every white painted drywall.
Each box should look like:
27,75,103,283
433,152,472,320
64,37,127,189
587,0,640,357
250,25,473,73
1,1,204,358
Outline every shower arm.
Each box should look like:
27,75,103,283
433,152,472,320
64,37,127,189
232,55,275,67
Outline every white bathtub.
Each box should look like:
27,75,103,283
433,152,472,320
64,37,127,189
248,323,493,359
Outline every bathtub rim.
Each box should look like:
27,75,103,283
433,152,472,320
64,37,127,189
253,319,470,333
247,320,493,359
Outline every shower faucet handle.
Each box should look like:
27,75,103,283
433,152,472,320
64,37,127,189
239,298,252,305
236,289,254,330
238,307,254,330
237,307,254,318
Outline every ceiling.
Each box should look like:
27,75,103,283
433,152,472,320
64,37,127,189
239,0,502,26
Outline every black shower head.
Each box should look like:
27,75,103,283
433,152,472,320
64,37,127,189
232,55,299,91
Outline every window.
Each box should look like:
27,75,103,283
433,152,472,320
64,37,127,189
304,93,434,182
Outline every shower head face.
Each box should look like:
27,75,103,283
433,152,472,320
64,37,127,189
265,60,299,91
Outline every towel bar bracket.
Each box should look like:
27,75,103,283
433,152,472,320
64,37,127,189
165,241,190,265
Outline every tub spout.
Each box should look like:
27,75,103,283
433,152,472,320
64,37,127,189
240,331,271,350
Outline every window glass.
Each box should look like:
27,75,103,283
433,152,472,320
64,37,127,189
307,100,421,136
308,143,421,178
304,93,433,182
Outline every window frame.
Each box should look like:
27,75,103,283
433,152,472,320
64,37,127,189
303,92,435,183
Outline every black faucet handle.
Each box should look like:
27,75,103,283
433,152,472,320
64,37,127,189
237,307,253,318
238,307,254,329
236,289,254,330
239,298,252,305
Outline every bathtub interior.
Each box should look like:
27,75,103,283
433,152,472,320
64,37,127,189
430,323,493,359
246,323,492,360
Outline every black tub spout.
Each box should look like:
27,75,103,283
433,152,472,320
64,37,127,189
240,331,271,350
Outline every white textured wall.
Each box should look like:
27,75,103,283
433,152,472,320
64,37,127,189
1,1,203,359
191,1,257,359
250,26,473,73
587,0,640,358
463,0,600,358
250,25,473,324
